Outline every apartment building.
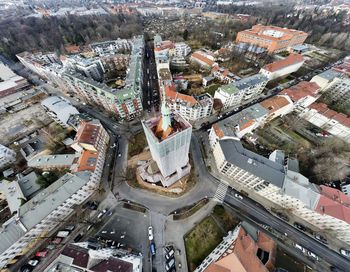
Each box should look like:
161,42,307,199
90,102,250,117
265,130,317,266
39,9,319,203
299,102,350,143
310,69,343,89
260,53,304,81
0,144,16,169
62,36,144,120
323,76,350,108
27,154,78,170
0,119,109,269
212,66,240,84
61,55,105,82
236,25,308,54
212,138,350,243
280,81,320,111
214,74,268,109
16,51,60,79
165,85,213,121
195,223,276,272
41,96,79,127
89,39,132,56
174,42,191,57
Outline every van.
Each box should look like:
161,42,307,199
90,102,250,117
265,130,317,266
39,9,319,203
165,258,175,271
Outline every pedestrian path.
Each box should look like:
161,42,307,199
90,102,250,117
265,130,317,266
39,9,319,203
213,182,228,203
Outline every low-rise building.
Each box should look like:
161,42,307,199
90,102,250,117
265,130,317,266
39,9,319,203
280,81,320,111
214,74,268,109
209,103,268,143
260,54,304,81
0,63,29,98
165,85,213,122
310,69,343,89
0,144,16,169
41,96,79,127
190,50,218,68
212,66,240,84
299,102,350,143
260,95,294,121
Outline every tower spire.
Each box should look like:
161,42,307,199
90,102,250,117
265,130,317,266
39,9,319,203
161,87,171,131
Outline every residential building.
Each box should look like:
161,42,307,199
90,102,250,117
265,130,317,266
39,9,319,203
174,42,191,57
165,85,213,122
280,81,320,111
16,51,60,79
310,69,343,89
236,25,308,54
0,172,92,268
212,138,350,243
260,95,294,121
27,154,78,170
71,119,109,153
202,76,215,87
0,179,26,214
299,102,350,143
259,54,304,81
190,50,218,68
44,244,142,272
41,96,79,127
0,63,29,98
0,144,16,169
209,103,268,143
212,66,240,84
195,222,276,272
62,36,144,120
322,76,350,109
61,55,105,82
214,74,268,109
332,56,350,76
141,98,192,187
89,39,132,56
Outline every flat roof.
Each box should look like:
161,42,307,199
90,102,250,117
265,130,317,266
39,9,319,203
219,139,285,188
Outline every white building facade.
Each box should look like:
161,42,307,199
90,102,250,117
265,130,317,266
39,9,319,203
0,145,16,169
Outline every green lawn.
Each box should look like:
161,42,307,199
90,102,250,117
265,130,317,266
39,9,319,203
205,84,221,96
185,216,224,271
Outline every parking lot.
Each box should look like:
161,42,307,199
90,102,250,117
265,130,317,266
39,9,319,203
95,203,152,272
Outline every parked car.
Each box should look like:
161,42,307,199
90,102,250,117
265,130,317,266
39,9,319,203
28,259,40,267
35,251,48,257
74,233,83,243
52,237,62,245
148,226,154,241
340,248,350,257
20,265,34,272
165,258,175,271
234,193,243,200
150,242,156,256
64,225,75,231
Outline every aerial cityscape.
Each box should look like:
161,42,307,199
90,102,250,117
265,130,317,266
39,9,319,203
0,0,350,272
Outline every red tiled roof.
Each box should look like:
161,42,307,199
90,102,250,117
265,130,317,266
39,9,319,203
90,258,133,272
165,85,198,107
74,121,101,146
262,54,304,72
315,186,350,224
204,227,276,272
75,150,98,172
260,95,292,113
308,103,350,128
281,81,320,102
191,52,215,67
61,245,89,268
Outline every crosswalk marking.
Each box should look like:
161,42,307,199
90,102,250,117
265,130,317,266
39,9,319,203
213,182,228,203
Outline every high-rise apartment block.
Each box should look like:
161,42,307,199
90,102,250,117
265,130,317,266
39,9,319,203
141,100,192,187
236,25,308,54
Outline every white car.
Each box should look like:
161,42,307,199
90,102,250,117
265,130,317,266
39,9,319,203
340,248,350,257
234,193,243,200
28,259,39,266
148,226,154,241
118,153,122,157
